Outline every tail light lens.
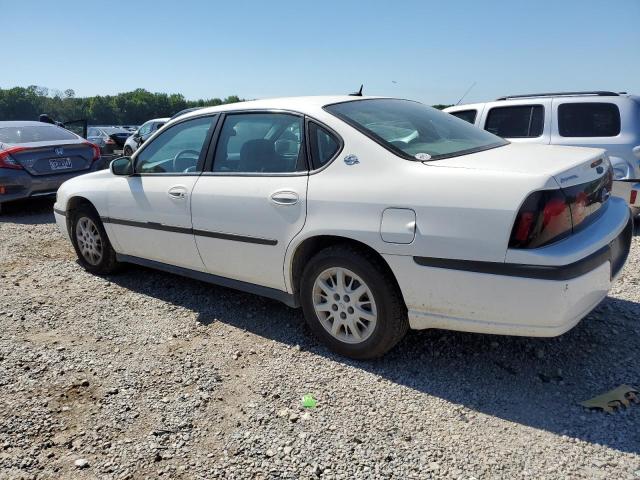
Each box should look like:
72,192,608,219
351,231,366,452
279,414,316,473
105,137,116,145
509,190,573,248
83,142,101,162
0,146,27,170
631,189,638,205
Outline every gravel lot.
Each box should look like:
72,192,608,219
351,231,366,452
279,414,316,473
1,199,639,479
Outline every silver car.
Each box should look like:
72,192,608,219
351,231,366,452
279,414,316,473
0,121,102,213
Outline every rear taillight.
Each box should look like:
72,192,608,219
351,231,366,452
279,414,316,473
83,142,101,162
0,146,26,170
509,190,572,249
631,190,638,205
105,138,116,145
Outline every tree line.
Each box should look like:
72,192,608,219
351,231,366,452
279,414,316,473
0,86,243,125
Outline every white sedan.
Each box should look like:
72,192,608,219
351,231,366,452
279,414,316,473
53,96,633,359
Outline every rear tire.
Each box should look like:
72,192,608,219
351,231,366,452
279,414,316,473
300,245,408,359
70,205,119,274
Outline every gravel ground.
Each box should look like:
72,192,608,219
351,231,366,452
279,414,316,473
1,198,639,480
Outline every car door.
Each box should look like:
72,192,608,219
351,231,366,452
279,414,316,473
105,115,218,270
479,99,552,144
190,111,308,290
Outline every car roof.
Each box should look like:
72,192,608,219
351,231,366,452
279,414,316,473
170,96,381,124
0,120,58,127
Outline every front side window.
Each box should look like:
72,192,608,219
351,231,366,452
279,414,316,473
558,102,621,137
138,122,153,136
324,99,507,160
308,122,340,169
213,113,305,173
450,109,477,124
485,105,544,138
135,116,215,174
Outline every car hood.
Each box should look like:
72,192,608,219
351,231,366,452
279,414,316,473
427,143,607,188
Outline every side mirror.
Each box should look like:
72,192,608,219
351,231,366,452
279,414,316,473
110,156,133,176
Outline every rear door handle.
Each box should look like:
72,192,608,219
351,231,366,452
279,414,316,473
168,186,188,200
270,190,299,205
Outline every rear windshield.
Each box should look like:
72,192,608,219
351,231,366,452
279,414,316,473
0,125,78,144
325,99,507,160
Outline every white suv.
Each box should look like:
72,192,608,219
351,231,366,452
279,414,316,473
53,96,632,358
445,92,640,212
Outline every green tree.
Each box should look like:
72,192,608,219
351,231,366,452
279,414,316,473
0,86,244,125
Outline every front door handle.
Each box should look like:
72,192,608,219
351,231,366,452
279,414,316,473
168,186,188,200
270,190,299,205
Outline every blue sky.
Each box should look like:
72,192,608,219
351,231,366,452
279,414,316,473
3,0,639,105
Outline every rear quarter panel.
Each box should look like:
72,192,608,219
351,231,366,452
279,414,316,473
286,115,553,291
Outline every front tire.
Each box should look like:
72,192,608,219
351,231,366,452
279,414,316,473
123,146,133,156
70,206,119,274
300,245,408,359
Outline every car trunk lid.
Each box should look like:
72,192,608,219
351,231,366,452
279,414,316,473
428,143,613,240
6,140,94,176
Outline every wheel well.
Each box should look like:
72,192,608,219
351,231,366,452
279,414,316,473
290,235,405,303
65,196,98,234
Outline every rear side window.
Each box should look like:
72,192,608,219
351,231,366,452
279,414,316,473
0,125,77,144
450,110,477,124
485,105,544,138
558,103,621,137
308,122,340,169
212,113,306,173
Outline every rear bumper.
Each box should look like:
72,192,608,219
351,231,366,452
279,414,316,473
385,199,632,337
0,163,102,204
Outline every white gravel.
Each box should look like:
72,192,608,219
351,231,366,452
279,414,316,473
1,198,639,479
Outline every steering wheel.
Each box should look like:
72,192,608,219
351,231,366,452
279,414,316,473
172,149,200,172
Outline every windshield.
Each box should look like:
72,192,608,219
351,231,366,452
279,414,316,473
325,99,508,160
0,125,78,144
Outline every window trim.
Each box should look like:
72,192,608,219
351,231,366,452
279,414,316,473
304,118,344,173
484,104,545,139
131,113,219,176
323,98,508,161
557,102,621,138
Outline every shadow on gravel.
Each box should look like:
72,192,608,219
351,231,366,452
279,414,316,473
0,198,55,224
108,265,640,455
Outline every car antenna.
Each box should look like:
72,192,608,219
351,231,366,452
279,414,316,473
455,81,476,105
349,84,363,96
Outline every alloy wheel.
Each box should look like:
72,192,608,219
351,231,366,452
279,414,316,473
312,267,378,344
75,216,103,266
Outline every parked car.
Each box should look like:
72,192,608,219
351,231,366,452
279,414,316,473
53,96,632,359
444,91,640,212
122,118,168,156
87,126,132,154
0,121,101,213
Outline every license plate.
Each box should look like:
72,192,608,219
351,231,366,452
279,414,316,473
49,158,72,170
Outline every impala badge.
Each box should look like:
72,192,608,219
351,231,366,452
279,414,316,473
54,147,64,156
344,154,359,166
